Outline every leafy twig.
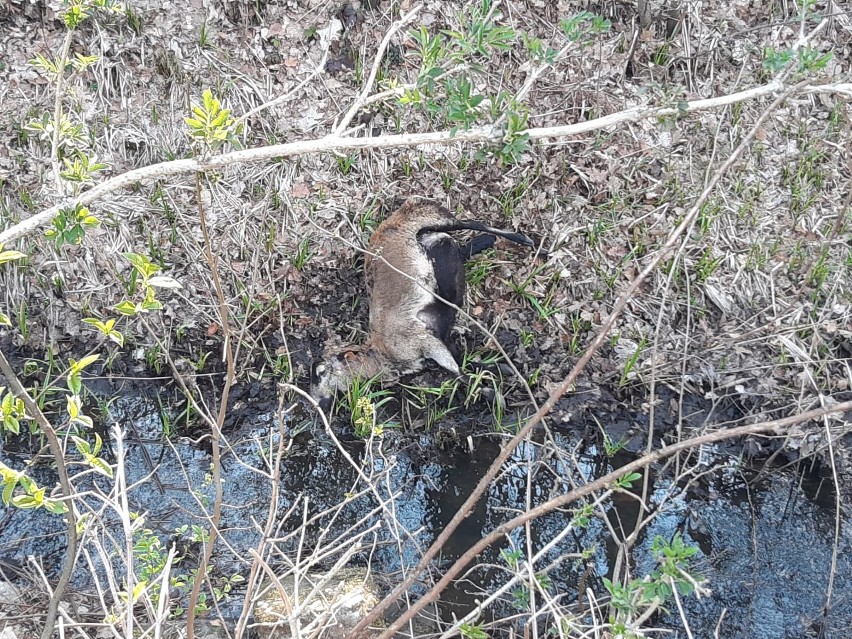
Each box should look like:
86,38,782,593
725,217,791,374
49,30,75,194
0,349,78,639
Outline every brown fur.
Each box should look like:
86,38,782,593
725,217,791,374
362,200,457,371
311,198,531,408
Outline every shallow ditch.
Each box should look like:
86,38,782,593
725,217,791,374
0,383,849,638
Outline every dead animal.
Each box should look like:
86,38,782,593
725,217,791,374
310,199,535,411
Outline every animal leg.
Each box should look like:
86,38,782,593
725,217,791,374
421,335,461,375
464,360,514,376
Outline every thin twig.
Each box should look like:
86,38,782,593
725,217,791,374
671,575,695,639
234,395,292,639
111,424,135,639
235,45,331,129
185,170,235,639
373,399,852,638
0,349,78,639
333,4,423,136
819,394,843,625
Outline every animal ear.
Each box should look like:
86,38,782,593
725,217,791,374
343,350,360,362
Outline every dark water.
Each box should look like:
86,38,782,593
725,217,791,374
0,388,849,637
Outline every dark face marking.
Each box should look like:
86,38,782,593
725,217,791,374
310,352,357,414
423,220,535,249
310,359,336,414
459,233,497,259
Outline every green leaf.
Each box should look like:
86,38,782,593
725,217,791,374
43,499,69,515
72,435,92,456
13,495,39,509
115,300,140,316
0,249,27,265
74,414,94,429
122,253,160,279
202,88,215,111
70,354,100,374
91,457,114,477
3,416,20,435
68,373,82,396
82,318,104,328
92,433,103,455
24,479,44,501
2,477,16,506
66,395,80,420
614,470,643,489
184,117,204,130
130,581,147,603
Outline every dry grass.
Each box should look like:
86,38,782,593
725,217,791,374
0,0,851,636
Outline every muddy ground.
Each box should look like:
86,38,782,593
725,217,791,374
1,0,852,637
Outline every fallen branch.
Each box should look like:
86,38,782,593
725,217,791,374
350,76,800,638
3,80,851,246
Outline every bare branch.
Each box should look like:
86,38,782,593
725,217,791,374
185,171,235,639
375,398,852,638
4,80,851,247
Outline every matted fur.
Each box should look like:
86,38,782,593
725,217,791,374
310,199,533,409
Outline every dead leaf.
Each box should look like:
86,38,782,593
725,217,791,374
291,182,310,198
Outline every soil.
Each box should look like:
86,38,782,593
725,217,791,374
1,0,852,637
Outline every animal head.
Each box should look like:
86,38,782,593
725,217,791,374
395,198,454,226
310,352,350,413
310,347,383,413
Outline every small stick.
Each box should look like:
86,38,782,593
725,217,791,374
333,4,423,136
